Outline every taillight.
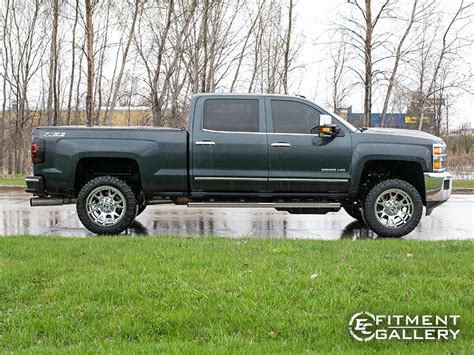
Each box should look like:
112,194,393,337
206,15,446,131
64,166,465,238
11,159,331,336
31,138,45,164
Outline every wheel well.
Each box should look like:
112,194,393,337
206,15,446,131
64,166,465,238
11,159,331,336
358,160,426,204
75,158,142,197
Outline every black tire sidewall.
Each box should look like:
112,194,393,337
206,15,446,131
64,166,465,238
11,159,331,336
363,179,423,238
77,176,137,235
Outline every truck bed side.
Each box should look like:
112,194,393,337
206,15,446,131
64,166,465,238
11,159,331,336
32,126,188,198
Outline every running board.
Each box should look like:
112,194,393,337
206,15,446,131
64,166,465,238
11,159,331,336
187,202,340,208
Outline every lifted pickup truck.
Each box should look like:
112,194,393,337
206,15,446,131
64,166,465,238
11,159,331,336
26,93,452,237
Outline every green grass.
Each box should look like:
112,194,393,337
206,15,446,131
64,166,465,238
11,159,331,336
453,180,474,189
0,176,24,186
0,237,472,353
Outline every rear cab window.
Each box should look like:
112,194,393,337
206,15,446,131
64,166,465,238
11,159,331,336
203,99,260,132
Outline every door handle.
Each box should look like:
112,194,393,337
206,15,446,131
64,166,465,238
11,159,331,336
195,140,216,146
271,142,291,147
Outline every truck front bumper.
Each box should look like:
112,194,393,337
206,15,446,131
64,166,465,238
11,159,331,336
424,172,452,216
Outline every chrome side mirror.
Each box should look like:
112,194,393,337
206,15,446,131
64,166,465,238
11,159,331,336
312,114,340,137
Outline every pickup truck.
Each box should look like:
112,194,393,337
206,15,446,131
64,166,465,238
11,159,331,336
25,93,452,237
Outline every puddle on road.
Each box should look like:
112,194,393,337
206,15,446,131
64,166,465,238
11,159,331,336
125,218,378,240
0,191,472,240
0,208,76,235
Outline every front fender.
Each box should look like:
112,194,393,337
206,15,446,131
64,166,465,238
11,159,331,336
350,143,431,190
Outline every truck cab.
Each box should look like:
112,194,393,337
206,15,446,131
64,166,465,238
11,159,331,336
190,94,353,195
25,93,452,238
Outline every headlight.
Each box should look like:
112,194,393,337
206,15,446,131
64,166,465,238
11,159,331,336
432,143,446,172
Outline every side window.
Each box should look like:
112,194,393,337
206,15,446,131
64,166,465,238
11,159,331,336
203,99,259,132
271,100,320,134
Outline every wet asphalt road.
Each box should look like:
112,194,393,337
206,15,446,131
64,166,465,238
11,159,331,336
0,190,473,240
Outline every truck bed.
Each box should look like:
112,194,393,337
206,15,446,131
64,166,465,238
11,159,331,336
33,126,189,197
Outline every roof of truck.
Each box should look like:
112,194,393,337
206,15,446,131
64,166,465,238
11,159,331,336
193,93,307,99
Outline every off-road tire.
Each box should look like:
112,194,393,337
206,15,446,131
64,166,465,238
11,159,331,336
77,176,137,235
343,204,364,222
363,179,423,238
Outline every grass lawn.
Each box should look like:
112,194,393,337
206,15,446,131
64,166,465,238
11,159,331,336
0,237,472,353
0,176,24,186
453,180,474,189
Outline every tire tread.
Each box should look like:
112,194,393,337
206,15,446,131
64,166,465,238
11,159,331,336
76,176,137,235
363,179,423,238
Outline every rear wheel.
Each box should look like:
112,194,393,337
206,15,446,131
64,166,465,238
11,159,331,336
77,176,137,235
363,179,422,238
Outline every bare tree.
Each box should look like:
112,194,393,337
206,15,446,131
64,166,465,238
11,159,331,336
199,0,209,92
330,31,352,114
137,0,174,126
104,0,142,125
66,0,80,125
203,1,244,92
3,0,47,173
85,0,94,126
47,0,60,125
74,37,86,125
417,0,474,130
230,1,266,92
93,0,112,125
249,0,285,93
183,0,243,94
283,0,294,94
344,0,391,126
0,0,10,174
1,0,472,177
248,2,267,92
380,0,419,127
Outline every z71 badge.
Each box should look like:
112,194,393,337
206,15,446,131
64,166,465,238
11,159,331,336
44,132,66,137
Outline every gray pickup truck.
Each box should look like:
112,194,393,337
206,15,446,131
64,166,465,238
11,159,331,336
25,93,452,237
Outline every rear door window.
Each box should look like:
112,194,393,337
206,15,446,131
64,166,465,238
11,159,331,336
203,99,259,132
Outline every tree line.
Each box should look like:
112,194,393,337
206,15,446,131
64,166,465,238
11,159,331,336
333,0,473,132
0,0,473,175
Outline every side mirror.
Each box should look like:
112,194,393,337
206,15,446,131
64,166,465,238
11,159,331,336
312,114,340,137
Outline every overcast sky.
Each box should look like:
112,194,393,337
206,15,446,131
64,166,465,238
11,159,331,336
291,0,474,129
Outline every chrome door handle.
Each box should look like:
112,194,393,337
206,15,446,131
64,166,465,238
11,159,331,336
271,142,291,147
195,141,216,146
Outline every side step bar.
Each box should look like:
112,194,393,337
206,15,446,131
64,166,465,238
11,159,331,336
188,202,340,208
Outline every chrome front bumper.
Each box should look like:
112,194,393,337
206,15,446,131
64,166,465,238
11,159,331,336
424,172,452,215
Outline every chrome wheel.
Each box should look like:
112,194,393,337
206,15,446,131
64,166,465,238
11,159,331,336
374,188,414,228
86,186,127,226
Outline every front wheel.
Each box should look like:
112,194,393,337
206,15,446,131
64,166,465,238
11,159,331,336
363,179,423,238
77,176,137,235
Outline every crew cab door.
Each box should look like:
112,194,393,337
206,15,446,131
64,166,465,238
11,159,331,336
190,96,268,193
266,98,352,193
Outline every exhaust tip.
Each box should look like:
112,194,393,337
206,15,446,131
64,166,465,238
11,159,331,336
30,197,65,207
